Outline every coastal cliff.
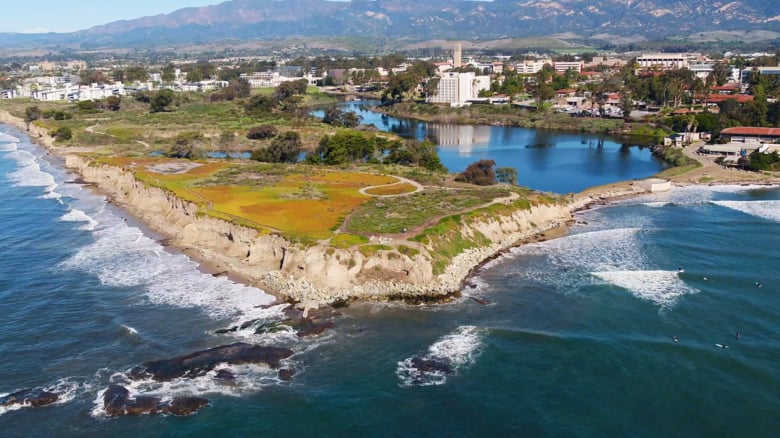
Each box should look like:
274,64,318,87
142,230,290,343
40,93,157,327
64,155,575,306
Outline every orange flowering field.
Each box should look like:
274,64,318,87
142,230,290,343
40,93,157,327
106,158,401,240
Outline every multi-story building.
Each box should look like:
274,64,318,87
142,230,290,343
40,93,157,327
515,59,552,74
427,72,490,106
636,53,689,70
553,61,584,74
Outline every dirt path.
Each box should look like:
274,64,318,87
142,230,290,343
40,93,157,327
358,175,423,197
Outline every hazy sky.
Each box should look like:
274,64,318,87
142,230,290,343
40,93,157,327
3,0,225,33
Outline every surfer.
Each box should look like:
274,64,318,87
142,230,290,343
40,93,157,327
755,282,762,288
717,344,728,349
677,267,685,273
735,331,740,340
672,336,678,343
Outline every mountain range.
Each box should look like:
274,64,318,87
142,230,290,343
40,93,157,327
2,0,780,50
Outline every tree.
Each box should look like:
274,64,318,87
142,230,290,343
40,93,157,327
274,79,308,103
161,64,176,82
457,159,497,186
322,107,362,128
251,131,301,163
167,132,203,159
125,66,148,83
150,89,174,113
102,95,121,112
245,94,277,116
24,106,41,130
496,167,518,185
709,62,731,86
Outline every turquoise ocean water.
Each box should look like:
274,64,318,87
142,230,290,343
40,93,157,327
1,124,779,437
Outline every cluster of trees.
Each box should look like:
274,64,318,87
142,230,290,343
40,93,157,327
322,107,362,128
305,131,445,171
251,132,301,163
210,78,251,102
455,159,518,186
135,89,175,113
244,79,310,120
382,60,438,103
741,150,780,171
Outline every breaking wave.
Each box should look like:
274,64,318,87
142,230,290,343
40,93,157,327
591,270,697,308
711,200,780,223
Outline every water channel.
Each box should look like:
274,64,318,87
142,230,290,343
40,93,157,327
313,100,667,194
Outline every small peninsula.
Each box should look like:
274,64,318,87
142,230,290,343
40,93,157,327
1,86,778,309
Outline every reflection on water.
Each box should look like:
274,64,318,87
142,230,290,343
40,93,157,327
313,100,666,193
427,124,492,156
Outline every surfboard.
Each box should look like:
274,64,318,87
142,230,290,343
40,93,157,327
715,344,729,349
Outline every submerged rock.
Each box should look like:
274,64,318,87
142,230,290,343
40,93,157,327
103,384,131,417
278,369,295,381
410,356,454,375
214,369,236,381
102,384,208,417
0,387,59,408
131,342,294,382
161,397,209,417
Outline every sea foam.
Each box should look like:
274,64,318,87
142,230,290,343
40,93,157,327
60,208,98,231
397,325,483,387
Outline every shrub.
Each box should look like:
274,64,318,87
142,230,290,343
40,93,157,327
247,125,278,140
52,127,72,141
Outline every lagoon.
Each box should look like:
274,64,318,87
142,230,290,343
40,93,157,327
314,101,667,193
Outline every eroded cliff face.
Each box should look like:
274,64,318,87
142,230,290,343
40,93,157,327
64,155,573,306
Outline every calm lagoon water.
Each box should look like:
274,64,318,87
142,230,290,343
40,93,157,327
313,101,667,193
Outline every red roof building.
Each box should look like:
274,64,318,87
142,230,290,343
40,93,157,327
720,127,780,143
701,94,754,104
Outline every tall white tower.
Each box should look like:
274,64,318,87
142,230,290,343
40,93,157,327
454,43,462,69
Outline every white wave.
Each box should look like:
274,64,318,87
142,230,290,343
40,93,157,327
512,227,645,273
60,208,98,231
0,378,81,416
4,149,59,195
91,362,290,418
0,143,18,152
592,270,698,307
639,201,672,208
120,324,138,336
711,200,780,223
0,132,21,143
60,220,275,321
397,325,483,387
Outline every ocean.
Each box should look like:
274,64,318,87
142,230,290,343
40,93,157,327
1,124,779,437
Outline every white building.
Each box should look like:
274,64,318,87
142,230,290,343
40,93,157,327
516,59,552,74
553,61,584,74
427,72,490,106
636,53,689,70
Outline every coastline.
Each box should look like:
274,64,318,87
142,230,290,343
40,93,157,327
3,111,779,307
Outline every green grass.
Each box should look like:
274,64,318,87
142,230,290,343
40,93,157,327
330,233,370,248
358,244,394,257
345,187,513,234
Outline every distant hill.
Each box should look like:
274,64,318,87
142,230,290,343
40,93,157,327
1,0,779,50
